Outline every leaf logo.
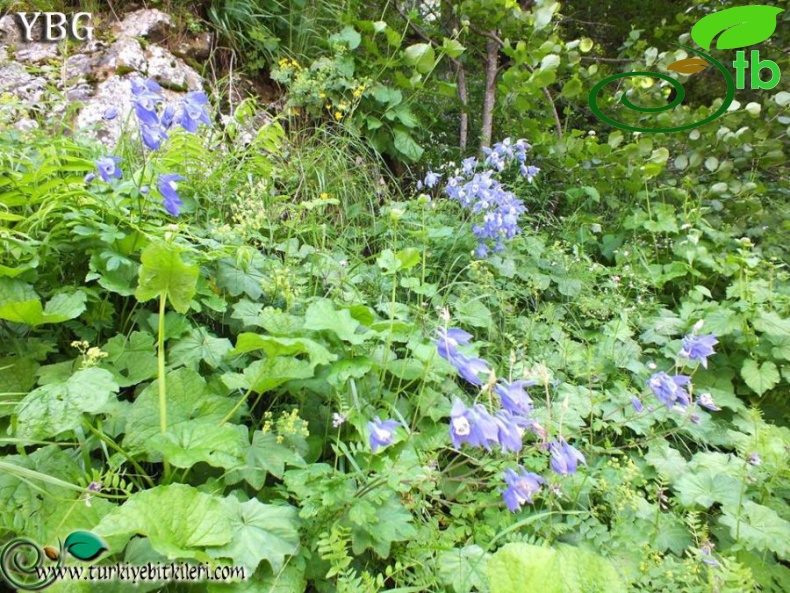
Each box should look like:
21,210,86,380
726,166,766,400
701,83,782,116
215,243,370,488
691,5,784,51
63,531,107,562
667,57,710,74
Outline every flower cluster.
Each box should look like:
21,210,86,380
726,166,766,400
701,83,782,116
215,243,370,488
420,138,539,258
636,323,721,417
434,323,586,512
85,77,212,217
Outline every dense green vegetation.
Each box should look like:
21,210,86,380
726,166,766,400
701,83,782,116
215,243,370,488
1,1,789,591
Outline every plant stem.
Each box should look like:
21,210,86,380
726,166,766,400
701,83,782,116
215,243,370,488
157,292,170,480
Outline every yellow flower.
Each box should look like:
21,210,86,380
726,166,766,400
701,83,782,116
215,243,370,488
319,92,327,98
334,111,343,120
320,192,330,200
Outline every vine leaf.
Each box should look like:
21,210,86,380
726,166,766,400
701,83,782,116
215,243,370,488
691,5,784,51
667,57,709,74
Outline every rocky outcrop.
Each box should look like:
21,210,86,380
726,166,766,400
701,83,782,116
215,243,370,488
0,9,212,146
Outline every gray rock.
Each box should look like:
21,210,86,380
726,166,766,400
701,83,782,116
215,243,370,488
75,75,135,147
99,38,147,74
146,45,202,90
65,54,95,80
172,32,213,62
113,9,173,43
13,117,39,132
0,62,47,103
14,42,59,64
0,15,25,47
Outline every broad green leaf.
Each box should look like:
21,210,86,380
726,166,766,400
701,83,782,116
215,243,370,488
0,279,86,326
486,543,627,593
209,497,300,573
15,368,119,440
94,484,233,558
225,431,305,488
720,501,790,559
561,76,583,98
674,471,741,508
403,43,435,74
148,420,245,470
436,545,490,593
0,356,39,418
231,334,336,367
691,5,784,50
135,242,198,314
753,310,790,337
169,327,233,369
741,358,780,396
441,38,465,58
123,368,237,454
645,443,688,481
350,496,417,558
540,54,560,71
64,531,107,561
222,357,315,394
533,2,559,31
454,298,493,328
305,299,369,344
329,26,361,50
216,256,266,300
377,248,420,274
102,331,158,387
392,127,424,161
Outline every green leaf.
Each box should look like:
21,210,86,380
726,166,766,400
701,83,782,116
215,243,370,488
350,496,417,558
148,420,245,470
94,484,233,559
454,298,493,328
305,299,369,344
123,368,236,454
0,355,39,418
216,255,266,300
403,43,436,74
209,497,300,573
441,38,466,58
392,127,424,161
64,531,108,561
377,248,420,274
103,331,158,387
0,279,86,326
561,76,583,98
15,368,119,440
674,471,741,508
437,545,490,593
741,358,780,396
330,26,361,50
645,442,688,481
222,357,315,394
135,242,198,314
533,2,559,31
720,501,790,559
486,543,627,593
169,327,233,369
231,334,336,368
691,5,784,50
225,431,305,488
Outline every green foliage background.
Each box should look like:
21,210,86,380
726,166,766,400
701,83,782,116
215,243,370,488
0,0,788,591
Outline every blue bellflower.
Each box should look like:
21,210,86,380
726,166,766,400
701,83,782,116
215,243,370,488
433,327,491,385
158,173,185,216
549,437,587,476
502,466,546,512
495,380,536,416
648,372,691,408
367,416,401,452
449,399,498,451
131,78,163,127
95,156,122,182
141,124,168,151
679,334,718,368
177,91,212,133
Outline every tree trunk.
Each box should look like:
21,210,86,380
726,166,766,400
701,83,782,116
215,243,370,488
480,36,498,151
457,62,468,151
